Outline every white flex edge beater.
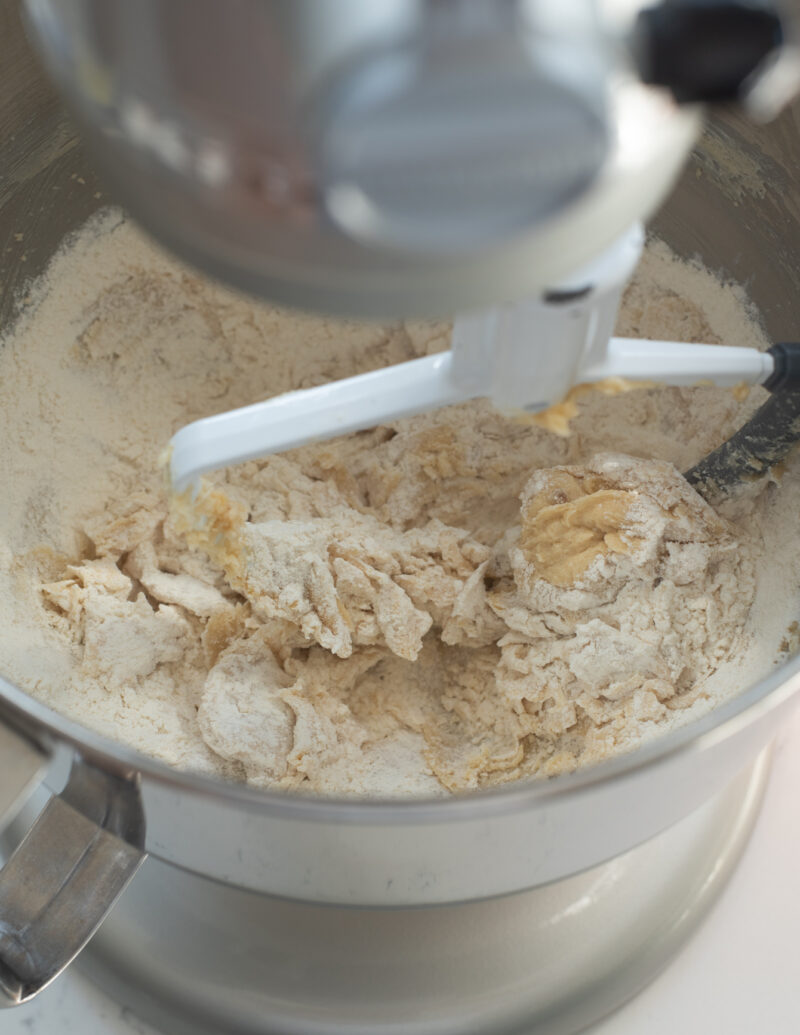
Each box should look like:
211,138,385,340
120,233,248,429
169,225,774,493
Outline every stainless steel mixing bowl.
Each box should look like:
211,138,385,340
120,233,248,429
2,3,800,1032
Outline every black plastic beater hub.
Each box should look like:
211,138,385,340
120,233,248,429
763,342,800,391
635,0,783,104
685,343,800,499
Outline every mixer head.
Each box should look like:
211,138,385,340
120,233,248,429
21,0,800,492
21,0,791,317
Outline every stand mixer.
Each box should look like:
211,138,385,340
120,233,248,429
19,0,800,492
4,3,800,1034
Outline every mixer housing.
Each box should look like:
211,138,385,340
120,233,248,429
20,0,716,316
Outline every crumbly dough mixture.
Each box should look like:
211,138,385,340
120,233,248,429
1,211,798,797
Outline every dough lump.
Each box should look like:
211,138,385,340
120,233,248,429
45,452,751,793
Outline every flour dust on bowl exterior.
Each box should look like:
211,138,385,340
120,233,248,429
3,5,800,1035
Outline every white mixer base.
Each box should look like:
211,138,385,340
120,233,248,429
77,751,769,1035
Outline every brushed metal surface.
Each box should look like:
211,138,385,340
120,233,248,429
0,761,146,1006
0,724,46,833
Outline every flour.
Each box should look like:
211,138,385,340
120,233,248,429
0,211,797,796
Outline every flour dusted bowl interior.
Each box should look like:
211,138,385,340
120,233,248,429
3,2,800,907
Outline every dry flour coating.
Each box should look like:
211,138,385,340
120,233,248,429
1,211,797,796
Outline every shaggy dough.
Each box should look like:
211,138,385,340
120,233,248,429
42,451,753,793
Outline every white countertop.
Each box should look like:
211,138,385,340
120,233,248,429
7,707,800,1035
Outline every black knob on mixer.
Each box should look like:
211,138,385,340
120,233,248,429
634,0,783,104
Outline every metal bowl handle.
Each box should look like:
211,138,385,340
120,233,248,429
0,722,146,1006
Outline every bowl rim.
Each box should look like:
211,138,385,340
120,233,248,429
2,645,799,824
